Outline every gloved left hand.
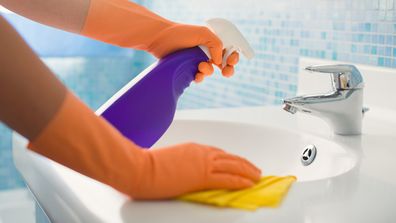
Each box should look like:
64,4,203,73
81,0,239,82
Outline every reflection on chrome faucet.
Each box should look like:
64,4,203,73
282,64,368,135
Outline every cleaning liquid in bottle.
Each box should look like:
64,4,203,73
96,18,254,148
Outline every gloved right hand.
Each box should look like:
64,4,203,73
28,91,261,199
195,51,240,83
135,142,260,199
80,0,240,83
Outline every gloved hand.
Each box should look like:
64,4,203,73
28,91,261,199
195,51,239,83
80,0,239,83
136,142,260,199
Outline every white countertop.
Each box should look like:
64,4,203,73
12,105,396,223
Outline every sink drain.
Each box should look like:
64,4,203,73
301,144,317,166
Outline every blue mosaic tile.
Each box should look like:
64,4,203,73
0,124,25,190
143,0,395,110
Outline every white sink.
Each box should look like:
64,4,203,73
10,108,372,223
154,120,357,182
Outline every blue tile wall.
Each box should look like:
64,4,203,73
1,0,395,190
0,123,25,190
142,0,396,109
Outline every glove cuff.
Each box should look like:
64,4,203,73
28,91,146,197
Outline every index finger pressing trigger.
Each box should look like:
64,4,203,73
226,52,239,66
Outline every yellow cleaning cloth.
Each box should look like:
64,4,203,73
179,176,296,211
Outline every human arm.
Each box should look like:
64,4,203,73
0,14,67,140
0,16,260,199
0,0,239,81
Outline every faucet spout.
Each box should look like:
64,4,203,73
282,64,367,135
283,90,345,114
282,103,297,114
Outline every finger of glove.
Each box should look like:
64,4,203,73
213,159,261,181
194,72,205,83
221,65,234,77
209,173,255,190
226,52,239,66
198,62,214,76
199,27,223,65
215,153,261,177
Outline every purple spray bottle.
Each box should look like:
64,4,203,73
96,18,255,148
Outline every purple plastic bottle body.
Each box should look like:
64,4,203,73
100,47,209,148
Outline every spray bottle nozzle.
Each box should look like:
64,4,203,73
206,18,255,68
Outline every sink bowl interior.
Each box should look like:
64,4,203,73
153,120,357,182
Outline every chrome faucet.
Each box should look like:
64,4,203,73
282,64,368,135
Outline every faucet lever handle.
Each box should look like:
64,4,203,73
305,64,364,90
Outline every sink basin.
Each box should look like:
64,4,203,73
154,120,357,182
12,109,362,223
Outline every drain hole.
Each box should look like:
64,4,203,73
301,144,317,166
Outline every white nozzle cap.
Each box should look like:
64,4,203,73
202,18,255,67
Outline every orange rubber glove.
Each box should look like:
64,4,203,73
28,91,261,199
80,0,239,82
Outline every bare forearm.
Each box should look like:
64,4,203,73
0,16,67,140
0,0,90,33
